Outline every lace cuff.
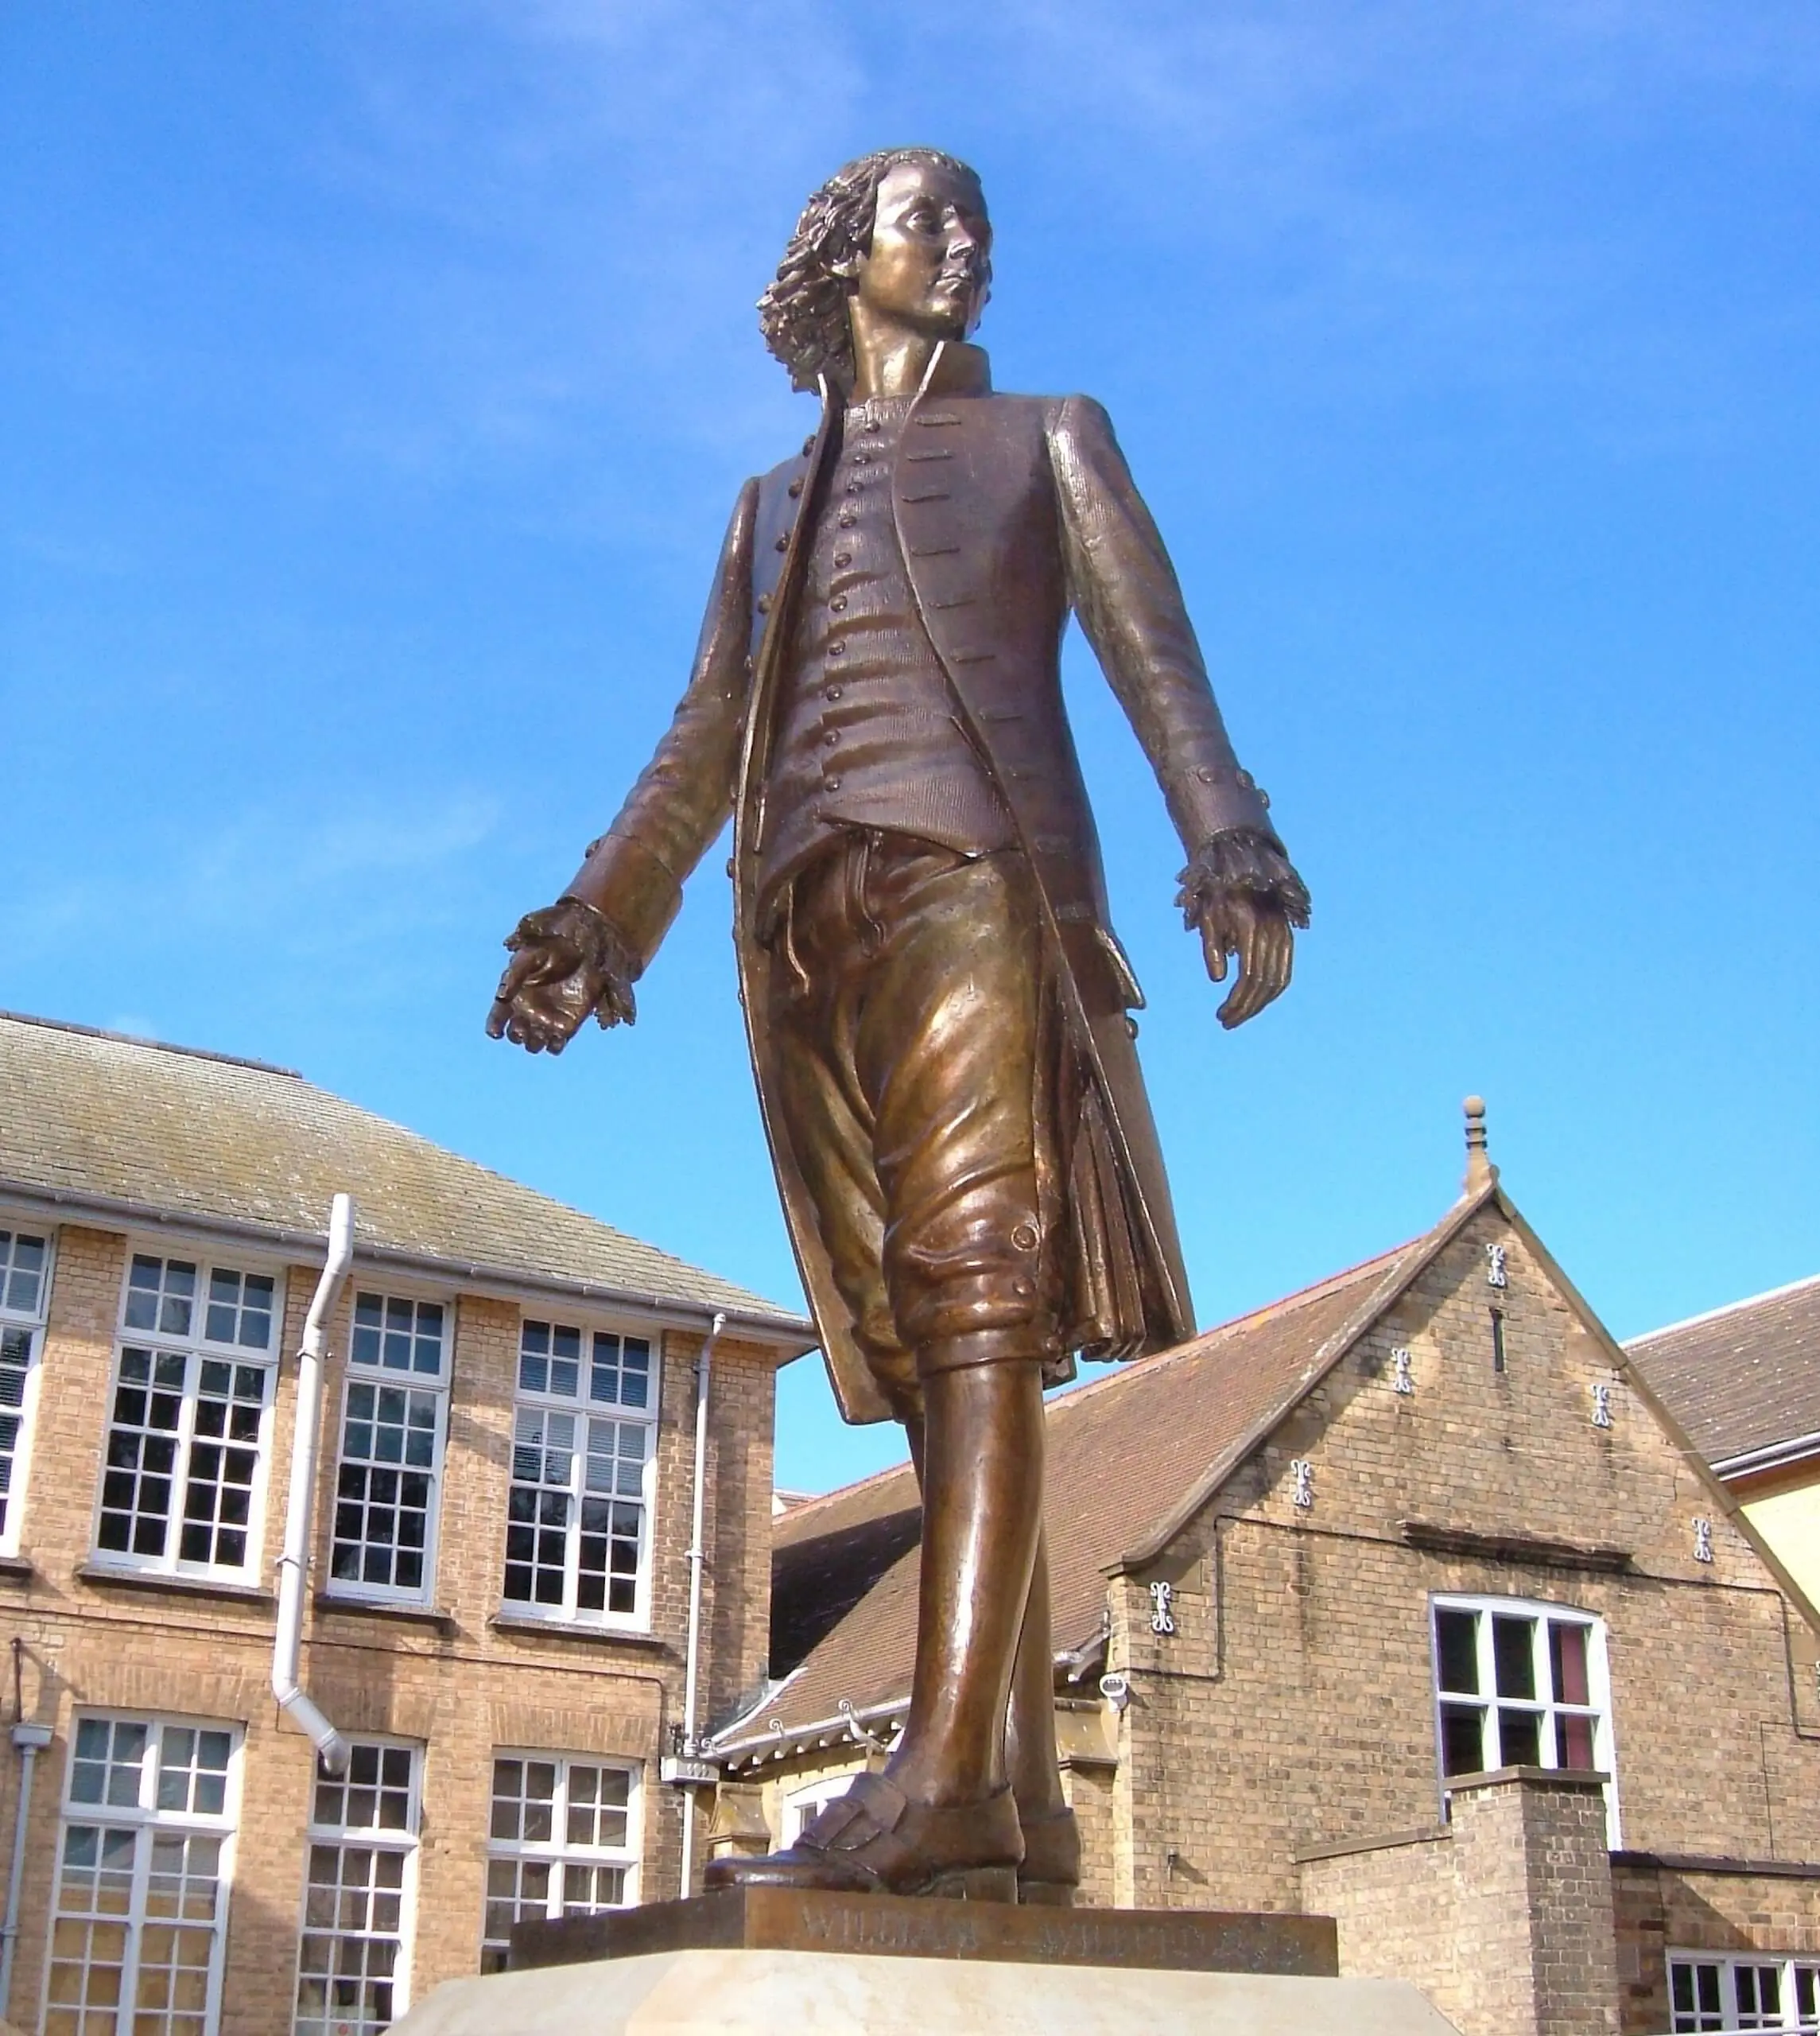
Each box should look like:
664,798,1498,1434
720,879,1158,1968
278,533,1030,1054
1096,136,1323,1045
1176,827,1311,931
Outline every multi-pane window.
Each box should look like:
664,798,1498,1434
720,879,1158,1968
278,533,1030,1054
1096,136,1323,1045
502,1319,657,1625
480,1754,638,1972
1431,1595,1617,1839
96,1253,281,1576
1671,1956,1820,2032
0,1225,51,1548
295,1743,420,2036
328,1293,449,1602
45,1712,238,2036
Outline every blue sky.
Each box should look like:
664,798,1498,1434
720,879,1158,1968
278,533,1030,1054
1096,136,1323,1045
5,2,1817,1491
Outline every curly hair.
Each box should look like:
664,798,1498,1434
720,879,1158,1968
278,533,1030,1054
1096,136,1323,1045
758,148,988,393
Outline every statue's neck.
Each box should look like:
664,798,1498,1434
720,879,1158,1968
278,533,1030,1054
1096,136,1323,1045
847,304,945,400
841,318,993,404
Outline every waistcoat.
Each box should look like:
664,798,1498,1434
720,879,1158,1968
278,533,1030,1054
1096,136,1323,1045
756,397,1013,897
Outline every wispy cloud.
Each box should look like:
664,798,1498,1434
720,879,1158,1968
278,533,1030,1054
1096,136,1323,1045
1,790,501,963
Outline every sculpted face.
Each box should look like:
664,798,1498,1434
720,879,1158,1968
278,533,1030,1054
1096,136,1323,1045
852,157,991,341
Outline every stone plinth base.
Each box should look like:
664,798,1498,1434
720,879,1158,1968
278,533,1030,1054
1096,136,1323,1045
512,1886,1339,1975
390,1947,1462,2034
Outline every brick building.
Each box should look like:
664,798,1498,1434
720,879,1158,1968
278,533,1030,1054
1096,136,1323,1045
710,1105,1820,2036
1629,1276,1820,1613
0,1012,811,2034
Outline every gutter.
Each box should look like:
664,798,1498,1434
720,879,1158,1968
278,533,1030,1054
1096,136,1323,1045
1711,1432,1820,1482
272,1195,355,1776
0,1176,813,1354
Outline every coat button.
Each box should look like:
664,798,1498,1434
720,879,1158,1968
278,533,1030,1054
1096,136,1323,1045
774,534,789,552
787,478,803,498
756,593,772,614
1011,1222,1040,1253
826,776,842,791
838,512,856,527
801,437,815,456
825,729,840,746
828,641,844,655
826,686,843,701
830,596,847,612
833,553,852,568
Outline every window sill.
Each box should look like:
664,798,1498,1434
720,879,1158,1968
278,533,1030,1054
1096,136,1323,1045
76,1561,275,1608
489,1609,671,1653
0,1555,34,1580
314,1594,458,1638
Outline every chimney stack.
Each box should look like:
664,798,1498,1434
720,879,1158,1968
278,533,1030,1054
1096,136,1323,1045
1462,1095,1497,1194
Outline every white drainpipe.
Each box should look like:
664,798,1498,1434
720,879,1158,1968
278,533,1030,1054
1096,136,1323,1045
675,1311,725,1898
272,1194,355,1776
0,1718,52,2017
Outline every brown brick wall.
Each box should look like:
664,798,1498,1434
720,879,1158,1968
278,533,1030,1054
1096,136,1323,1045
0,1212,782,2030
1302,1772,1618,2036
1612,1861,1820,2035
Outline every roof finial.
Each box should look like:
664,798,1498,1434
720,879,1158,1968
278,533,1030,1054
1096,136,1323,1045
1463,1094,1497,1194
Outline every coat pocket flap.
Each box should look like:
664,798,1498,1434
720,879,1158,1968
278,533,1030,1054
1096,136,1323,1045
1096,925,1147,1012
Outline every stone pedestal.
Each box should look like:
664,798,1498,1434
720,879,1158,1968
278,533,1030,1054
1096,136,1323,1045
388,1891,1461,2034
390,1946,1460,2034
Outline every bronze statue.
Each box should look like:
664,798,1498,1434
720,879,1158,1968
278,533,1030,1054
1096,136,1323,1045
488,147,1309,1906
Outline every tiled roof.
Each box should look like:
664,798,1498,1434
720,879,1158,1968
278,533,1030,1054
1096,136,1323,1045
0,1012,809,1335
1627,1273,1820,1471
729,1231,1432,1746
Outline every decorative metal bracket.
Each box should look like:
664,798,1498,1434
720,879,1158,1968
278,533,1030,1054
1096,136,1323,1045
1486,1243,1508,1289
1290,1459,1314,1510
837,1697,888,1753
1692,1517,1714,1564
1148,1579,1177,1636
1392,1346,1414,1396
1591,1381,1612,1429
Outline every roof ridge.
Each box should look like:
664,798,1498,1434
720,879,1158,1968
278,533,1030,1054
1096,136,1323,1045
0,1009,302,1080
1625,1269,1820,1347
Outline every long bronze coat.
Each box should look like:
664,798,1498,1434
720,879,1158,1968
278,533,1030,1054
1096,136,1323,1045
564,342,1276,1424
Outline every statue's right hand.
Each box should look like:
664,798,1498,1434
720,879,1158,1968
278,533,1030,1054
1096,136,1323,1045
485,899,638,1055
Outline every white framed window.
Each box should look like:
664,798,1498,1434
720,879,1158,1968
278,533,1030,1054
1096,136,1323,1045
781,1772,859,1848
95,1250,283,1579
326,1291,451,1603
43,1711,239,2036
479,1754,640,1972
501,1317,658,1627
0,1222,52,1552
1430,1594,1619,1841
294,1741,420,2036
1671,1954,1820,2032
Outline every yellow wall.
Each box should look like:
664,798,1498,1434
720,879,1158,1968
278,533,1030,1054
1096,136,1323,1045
1741,1475,1820,1612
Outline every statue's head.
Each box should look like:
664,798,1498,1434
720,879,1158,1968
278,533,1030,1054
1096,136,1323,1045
759,148,992,393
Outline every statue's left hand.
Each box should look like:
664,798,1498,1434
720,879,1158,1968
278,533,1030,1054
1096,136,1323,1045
1177,829,1311,1032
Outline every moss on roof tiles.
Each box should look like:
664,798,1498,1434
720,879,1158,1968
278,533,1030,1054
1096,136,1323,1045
0,1012,805,1328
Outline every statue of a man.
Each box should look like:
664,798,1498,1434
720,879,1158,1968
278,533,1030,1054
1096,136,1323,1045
488,147,1308,1905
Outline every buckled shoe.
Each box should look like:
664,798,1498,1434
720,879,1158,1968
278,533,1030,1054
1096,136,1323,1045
703,1772,1022,1901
